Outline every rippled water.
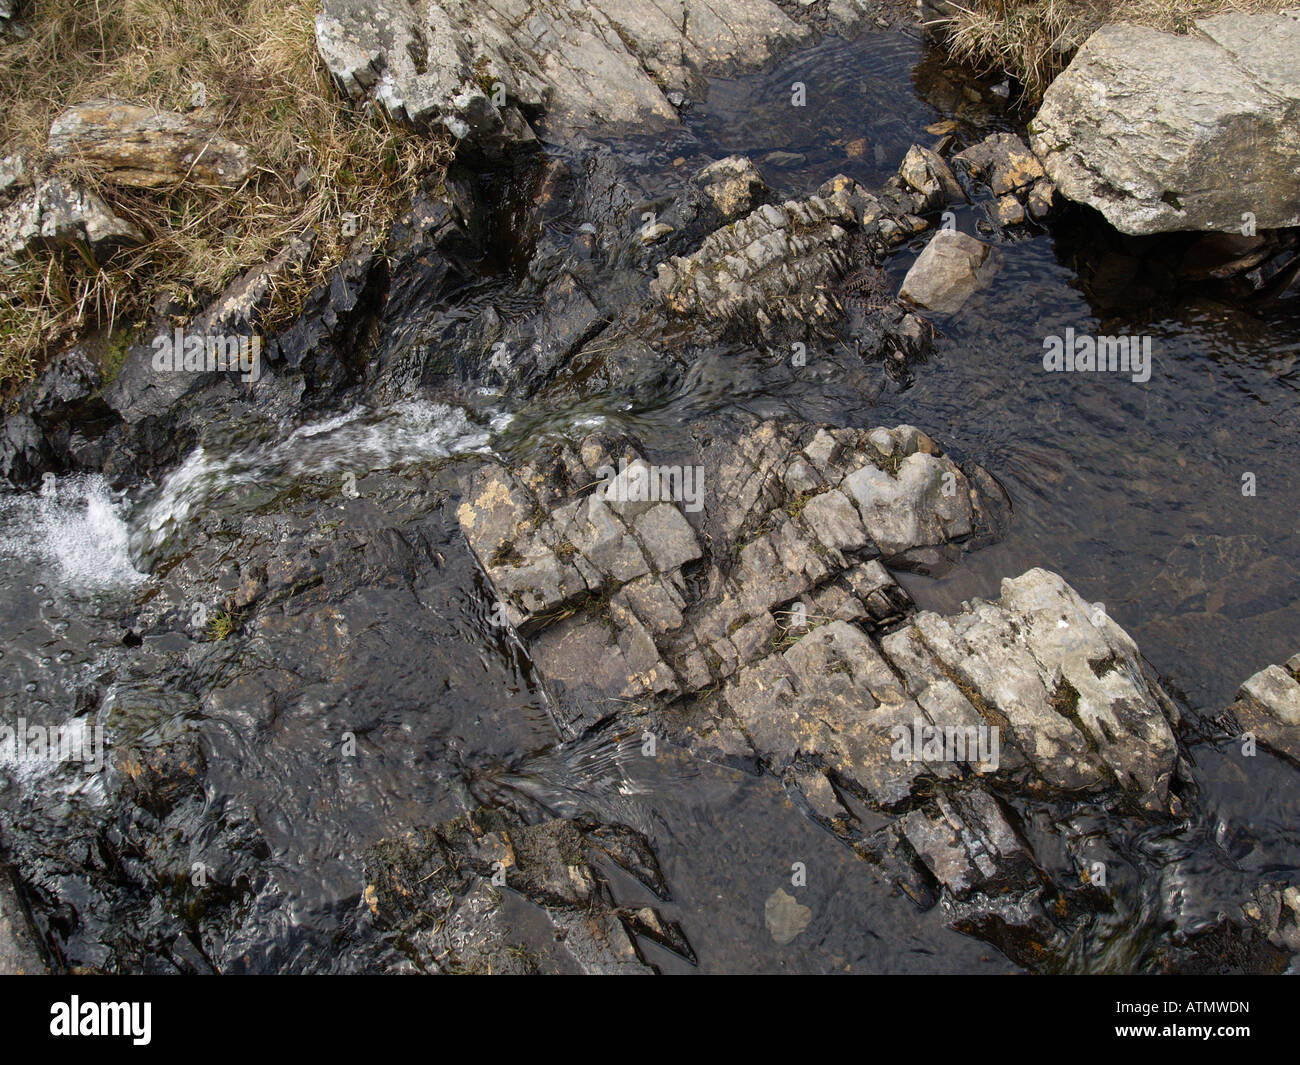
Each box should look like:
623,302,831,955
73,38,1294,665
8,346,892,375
2,27,1298,973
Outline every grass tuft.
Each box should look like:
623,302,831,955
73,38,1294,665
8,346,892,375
939,0,1295,103
0,0,453,391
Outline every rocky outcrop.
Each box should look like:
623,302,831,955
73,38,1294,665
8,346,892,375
314,0,824,151
0,177,142,266
899,229,996,314
456,418,1008,736
455,414,1207,965
49,101,253,189
1029,13,1300,235
365,807,691,973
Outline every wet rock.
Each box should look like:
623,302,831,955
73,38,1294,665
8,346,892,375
457,417,1006,737
695,155,770,222
1242,882,1300,953
898,144,963,210
1026,179,1055,221
899,229,996,314
315,0,818,151
1029,14,1300,234
993,194,1025,227
1227,657,1300,768
0,347,116,487
49,101,253,188
364,807,689,973
0,868,46,974
955,132,1045,198
0,177,142,265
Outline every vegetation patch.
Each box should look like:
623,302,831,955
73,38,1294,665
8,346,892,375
0,0,452,391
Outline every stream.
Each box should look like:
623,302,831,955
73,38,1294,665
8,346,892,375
2,26,1298,974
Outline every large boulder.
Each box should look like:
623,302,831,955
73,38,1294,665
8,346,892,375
314,0,816,151
1030,13,1300,235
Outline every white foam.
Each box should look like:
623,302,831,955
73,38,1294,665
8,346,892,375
133,399,511,560
0,474,145,592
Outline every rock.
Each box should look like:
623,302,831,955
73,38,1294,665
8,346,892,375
456,417,1006,737
1228,658,1300,767
1242,882,1300,953
899,229,996,314
955,133,1045,197
0,153,28,199
1029,14,1300,234
364,807,689,973
898,144,964,210
314,0,816,151
0,868,45,975
695,155,770,222
651,173,931,338
765,887,812,944
49,101,252,188
1026,179,1055,220
0,177,142,265
993,194,1025,226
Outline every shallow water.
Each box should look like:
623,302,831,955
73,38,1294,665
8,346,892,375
2,27,1298,973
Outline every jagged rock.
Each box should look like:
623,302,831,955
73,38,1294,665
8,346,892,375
1242,882,1300,953
955,132,1045,198
1029,14,1300,234
364,807,688,973
48,101,252,188
651,174,928,337
456,418,1006,737
899,229,996,314
694,155,770,222
889,568,1181,810
0,177,142,265
314,0,817,150
1228,656,1300,767
898,143,964,210
0,868,45,975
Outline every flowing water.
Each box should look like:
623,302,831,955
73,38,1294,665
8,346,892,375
2,27,1298,973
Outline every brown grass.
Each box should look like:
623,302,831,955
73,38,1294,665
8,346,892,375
0,0,453,391
938,0,1295,102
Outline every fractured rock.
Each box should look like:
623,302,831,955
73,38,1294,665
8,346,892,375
49,101,252,188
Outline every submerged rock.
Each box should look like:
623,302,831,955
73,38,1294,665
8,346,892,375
364,807,691,973
1029,14,1300,234
49,101,253,188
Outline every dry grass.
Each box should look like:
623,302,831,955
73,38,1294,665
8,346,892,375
0,0,453,391
939,0,1296,102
